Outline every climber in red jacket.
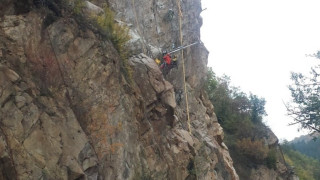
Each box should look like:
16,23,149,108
160,51,172,69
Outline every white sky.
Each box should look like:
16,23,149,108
200,0,320,141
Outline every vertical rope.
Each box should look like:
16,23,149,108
176,0,191,135
176,2,199,180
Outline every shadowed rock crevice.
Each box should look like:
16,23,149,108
0,129,18,180
0,157,17,180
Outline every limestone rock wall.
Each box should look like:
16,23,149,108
0,0,239,179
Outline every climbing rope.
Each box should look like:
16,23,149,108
176,1,199,180
176,0,191,135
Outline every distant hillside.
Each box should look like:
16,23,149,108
289,134,320,160
291,133,320,143
282,142,320,180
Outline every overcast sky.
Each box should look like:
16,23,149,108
200,0,320,141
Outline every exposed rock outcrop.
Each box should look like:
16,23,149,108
0,0,239,179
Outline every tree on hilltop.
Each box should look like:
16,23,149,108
287,51,320,133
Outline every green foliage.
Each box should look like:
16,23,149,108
95,7,131,54
282,142,320,180
236,138,269,162
287,135,320,161
94,7,132,83
266,149,277,169
205,67,218,100
205,68,267,132
68,1,132,83
250,94,267,123
205,68,278,177
287,63,320,133
73,0,85,14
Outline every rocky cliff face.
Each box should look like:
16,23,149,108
0,0,239,179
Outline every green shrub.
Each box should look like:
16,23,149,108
68,1,132,83
73,0,85,14
94,7,132,84
95,7,130,51
43,1,131,59
266,149,277,169
236,138,268,162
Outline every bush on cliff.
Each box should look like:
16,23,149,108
265,149,277,169
205,68,278,173
236,138,268,163
70,1,132,83
94,6,132,83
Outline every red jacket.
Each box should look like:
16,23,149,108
163,54,171,65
